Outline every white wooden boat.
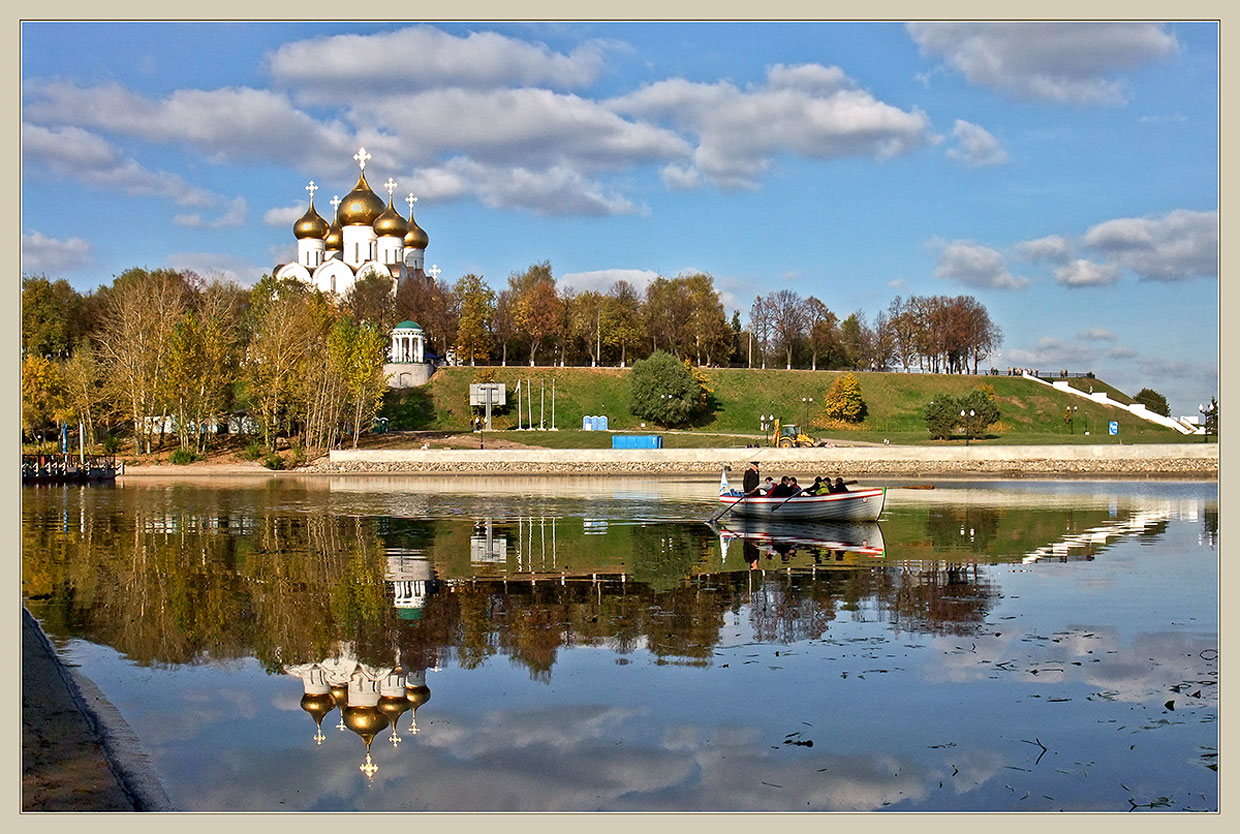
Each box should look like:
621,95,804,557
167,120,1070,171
717,469,885,523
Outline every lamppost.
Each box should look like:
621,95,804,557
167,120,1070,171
1199,400,1217,442
1067,405,1078,434
961,409,975,446
802,396,813,428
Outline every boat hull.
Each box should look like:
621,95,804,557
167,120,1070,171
718,519,885,556
717,487,886,523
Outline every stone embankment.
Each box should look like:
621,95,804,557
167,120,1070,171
312,444,1217,479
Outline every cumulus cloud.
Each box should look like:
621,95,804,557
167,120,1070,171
945,119,1008,167
1082,209,1218,281
1016,234,1073,263
1054,258,1121,288
268,25,614,99
21,231,93,274
411,157,641,216
22,80,354,169
22,123,216,207
907,22,1178,105
1077,328,1116,342
174,196,248,229
933,240,1031,289
608,63,932,188
558,268,660,295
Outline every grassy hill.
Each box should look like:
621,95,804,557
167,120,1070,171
381,365,1192,446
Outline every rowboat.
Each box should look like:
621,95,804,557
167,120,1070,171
717,469,886,522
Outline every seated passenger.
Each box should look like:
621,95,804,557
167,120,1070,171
832,477,849,493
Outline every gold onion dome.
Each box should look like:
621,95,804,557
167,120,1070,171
294,201,329,239
300,691,337,724
377,695,411,725
373,196,408,237
344,705,386,743
338,171,385,226
324,218,343,251
404,213,429,249
406,685,431,710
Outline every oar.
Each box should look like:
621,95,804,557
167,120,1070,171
709,491,754,523
899,484,936,490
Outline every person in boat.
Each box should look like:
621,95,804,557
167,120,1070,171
768,476,794,497
803,476,826,495
788,476,803,495
762,477,775,494
832,477,849,494
742,462,761,496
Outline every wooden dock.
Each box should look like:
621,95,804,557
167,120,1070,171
21,454,121,485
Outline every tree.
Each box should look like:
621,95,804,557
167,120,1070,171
95,268,193,453
510,264,563,365
839,312,872,370
1133,387,1171,418
344,270,397,331
644,276,693,358
681,273,730,366
923,395,961,440
21,354,65,443
59,342,107,451
804,297,839,371
628,351,711,427
960,387,1000,439
748,295,774,369
570,289,606,366
602,280,644,367
22,275,84,360
452,274,495,365
331,318,389,448
245,276,319,450
822,373,867,423
768,289,807,369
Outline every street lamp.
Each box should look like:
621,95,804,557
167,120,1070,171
801,396,813,427
1067,405,1078,434
961,408,976,446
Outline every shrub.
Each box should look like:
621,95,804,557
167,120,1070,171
242,440,263,461
102,434,122,454
823,373,867,422
263,452,285,470
628,351,711,427
923,395,961,440
170,448,198,465
924,388,1001,440
1133,387,1171,417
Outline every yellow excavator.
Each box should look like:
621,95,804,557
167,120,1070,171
772,418,817,448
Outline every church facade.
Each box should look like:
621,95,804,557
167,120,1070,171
273,147,434,387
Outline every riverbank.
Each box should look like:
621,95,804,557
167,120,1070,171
21,609,170,811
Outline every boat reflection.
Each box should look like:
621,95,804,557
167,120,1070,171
716,519,885,562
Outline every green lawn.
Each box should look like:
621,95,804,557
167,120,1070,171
380,365,1197,446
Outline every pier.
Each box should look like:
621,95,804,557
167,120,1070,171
22,454,121,485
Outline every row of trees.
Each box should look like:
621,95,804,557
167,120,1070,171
22,269,390,456
748,291,1002,374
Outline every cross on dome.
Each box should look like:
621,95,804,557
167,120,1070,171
330,194,341,213
354,147,371,171
428,264,441,279
405,193,418,212
384,177,398,197
306,180,318,201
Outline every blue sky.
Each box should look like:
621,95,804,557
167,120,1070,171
19,20,1219,417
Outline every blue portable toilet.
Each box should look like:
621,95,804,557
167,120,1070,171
582,416,594,431
598,415,608,430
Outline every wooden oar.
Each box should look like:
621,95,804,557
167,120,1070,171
899,484,936,490
709,490,756,523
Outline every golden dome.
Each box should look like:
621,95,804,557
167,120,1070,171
373,197,408,238
404,211,429,249
294,201,329,239
330,683,349,709
324,218,343,251
405,685,431,710
377,695,410,725
300,692,336,724
338,171,385,226
344,705,385,742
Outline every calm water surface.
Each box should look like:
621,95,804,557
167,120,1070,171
22,476,1218,811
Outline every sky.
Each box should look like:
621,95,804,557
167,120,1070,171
19,19,1220,418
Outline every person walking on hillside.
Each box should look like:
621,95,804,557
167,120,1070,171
742,462,761,496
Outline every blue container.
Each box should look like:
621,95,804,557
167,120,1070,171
598,416,608,431
582,416,594,431
611,434,663,449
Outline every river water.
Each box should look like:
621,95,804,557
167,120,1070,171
21,476,1218,812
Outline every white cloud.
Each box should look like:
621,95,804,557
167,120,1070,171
1083,209,1218,281
174,196,248,229
1077,328,1116,342
659,164,701,190
412,158,641,216
166,251,269,287
1054,258,1121,288
946,119,1008,167
1016,234,1073,263
268,25,614,99
907,22,1178,105
21,123,216,207
22,80,354,169
21,231,93,274
557,268,660,295
608,64,931,188
933,240,1031,289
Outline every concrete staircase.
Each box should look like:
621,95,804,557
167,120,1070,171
1021,372,1199,435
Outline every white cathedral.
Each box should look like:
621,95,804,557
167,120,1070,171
274,147,434,385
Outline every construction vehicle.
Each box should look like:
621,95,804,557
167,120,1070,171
772,419,817,448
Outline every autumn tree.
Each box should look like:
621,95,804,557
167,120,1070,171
21,354,65,444
629,350,712,427
453,273,495,366
510,262,563,366
602,280,644,367
570,289,606,366
822,373,867,423
245,276,320,450
748,295,774,369
345,270,397,331
58,342,108,450
804,297,841,371
22,275,84,359
768,289,808,370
